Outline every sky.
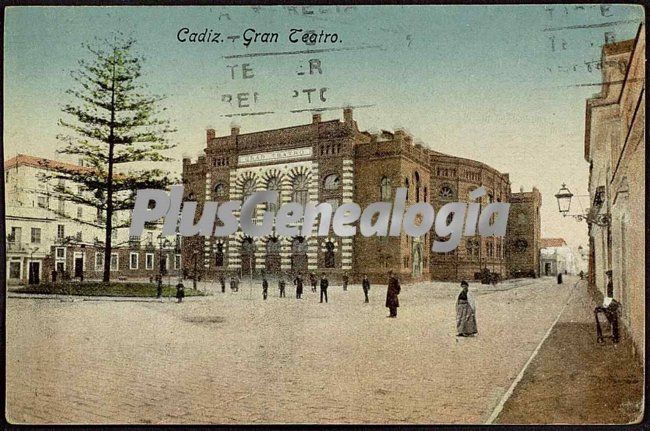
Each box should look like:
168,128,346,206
3,5,645,249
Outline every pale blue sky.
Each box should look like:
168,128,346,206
3,5,644,247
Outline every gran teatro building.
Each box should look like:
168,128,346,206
182,108,540,283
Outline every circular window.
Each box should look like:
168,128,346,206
323,174,340,190
439,185,454,199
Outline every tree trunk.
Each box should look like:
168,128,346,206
103,52,117,283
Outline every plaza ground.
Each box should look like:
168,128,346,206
5,276,643,424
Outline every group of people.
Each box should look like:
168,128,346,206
209,270,477,334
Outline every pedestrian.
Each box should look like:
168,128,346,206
219,273,226,293
320,273,329,303
385,270,401,317
456,280,477,336
262,276,269,300
362,274,370,303
342,272,349,291
579,270,585,280
294,274,304,299
557,272,563,284
279,276,286,298
176,279,185,303
230,276,237,292
156,274,163,299
310,272,317,293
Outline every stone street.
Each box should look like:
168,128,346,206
7,277,575,424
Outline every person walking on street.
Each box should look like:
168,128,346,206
262,276,269,300
362,274,370,303
294,274,304,299
219,274,226,293
557,272,563,284
385,270,401,317
456,280,477,336
342,272,349,291
230,276,237,292
176,279,185,303
310,272,317,293
320,273,329,303
278,276,286,298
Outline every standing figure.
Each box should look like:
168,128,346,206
230,276,237,292
456,280,477,336
294,274,304,299
278,277,286,298
310,272,317,293
362,274,370,303
342,272,349,291
320,273,329,303
219,274,226,293
385,270,401,317
176,279,185,303
557,272,563,284
262,276,269,300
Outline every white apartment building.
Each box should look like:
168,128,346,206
4,154,164,284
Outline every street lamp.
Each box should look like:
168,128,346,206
554,183,573,215
554,183,610,227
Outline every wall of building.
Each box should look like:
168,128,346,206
506,188,542,278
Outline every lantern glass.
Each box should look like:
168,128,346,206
554,184,573,215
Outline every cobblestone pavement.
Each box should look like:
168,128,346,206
6,277,575,424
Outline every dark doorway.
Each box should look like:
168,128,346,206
324,241,335,268
241,237,255,275
265,238,281,275
291,237,308,274
545,262,551,276
28,261,40,285
74,257,84,278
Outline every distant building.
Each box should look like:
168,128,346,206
539,238,577,276
584,24,645,359
182,108,538,283
4,154,175,284
506,187,542,278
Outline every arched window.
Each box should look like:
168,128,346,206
414,172,421,203
242,179,256,203
292,174,309,205
215,242,224,267
324,241,335,268
404,177,410,200
266,176,281,213
323,174,340,190
214,183,226,199
380,177,391,201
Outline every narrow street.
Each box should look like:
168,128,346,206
6,277,578,424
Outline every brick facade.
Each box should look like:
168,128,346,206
182,109,538,283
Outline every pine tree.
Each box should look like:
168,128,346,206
47,34,176,282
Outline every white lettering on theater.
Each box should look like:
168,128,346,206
238,147,312,166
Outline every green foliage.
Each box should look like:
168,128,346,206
41,32,178,281
11,282,204,298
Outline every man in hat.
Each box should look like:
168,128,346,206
294,273,304,299
362,274,370,303
320,273,329,303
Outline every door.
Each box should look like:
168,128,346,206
9,261,21,280
28,262,40,284
545,263,551,276
412,244,423,277
74,257,84,278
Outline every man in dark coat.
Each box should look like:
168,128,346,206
362,274,370,303
385,270,401,317
219,274,226,293
262,276,269,300
278,277,286,298
320,273,329,303
342,273,349,291
294,274,304,299
557,272,563,284
176,280,185,303
310,272,317,293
